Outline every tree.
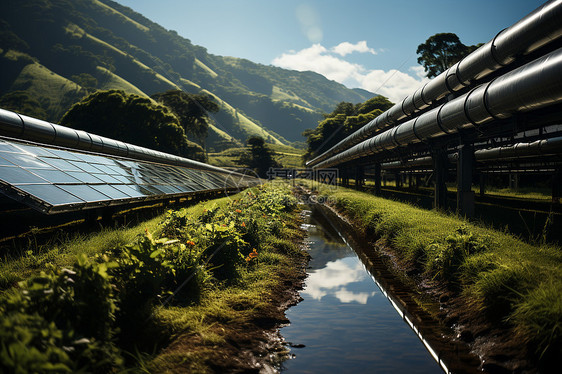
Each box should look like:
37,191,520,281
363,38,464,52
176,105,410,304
356,96,393,114
303,96,392,161
60,90,205,161
324,102,355,119
416,33,469,78
239,135,280,178
0,91,48,120
70,73,98,92
151,90,219,147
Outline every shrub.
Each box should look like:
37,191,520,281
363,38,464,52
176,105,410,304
0,257,123,373
202,220,248,282
512,279,562,367
471,265,531,321
0,312,72,373
425,225,491,282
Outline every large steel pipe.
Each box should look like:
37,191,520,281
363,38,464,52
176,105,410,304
0,108,250,179
315,47,562,169
307,0,562,168
475,136,562,161
381,136,562,171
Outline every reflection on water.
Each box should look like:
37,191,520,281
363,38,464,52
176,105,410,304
303,257,376,304
281,210,441,373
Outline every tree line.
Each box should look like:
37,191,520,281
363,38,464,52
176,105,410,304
59,89,218,162
303,32,481,161
59,89,280,176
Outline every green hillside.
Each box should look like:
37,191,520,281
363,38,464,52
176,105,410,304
0,0,376,149
208,143,305,169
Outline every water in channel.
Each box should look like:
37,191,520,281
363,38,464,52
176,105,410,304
280,209,442,373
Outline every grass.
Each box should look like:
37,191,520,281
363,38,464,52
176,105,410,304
201,89,285,146
0,214,164,291
67,23,178,96
476,185,552,201
92,0,150,32
208,144,304,169
361,178,552,201
271,85,314,110
179,77,201,90
0,183,306,372
194,59,219,79
302,180,562,366
130,58,180,91
149,251,295,371
9,62,86,121
95,66,149,97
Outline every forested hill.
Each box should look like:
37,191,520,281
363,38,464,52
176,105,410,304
0,0,375,149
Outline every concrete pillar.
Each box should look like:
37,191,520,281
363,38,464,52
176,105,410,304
432,149,448,210
374,163,382,196
457,144,475,218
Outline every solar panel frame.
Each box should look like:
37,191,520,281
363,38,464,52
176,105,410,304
0,137,247,214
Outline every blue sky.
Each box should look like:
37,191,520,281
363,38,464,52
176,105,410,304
114,0,545,103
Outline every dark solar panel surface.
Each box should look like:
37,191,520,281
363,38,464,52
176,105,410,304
0,138,245,213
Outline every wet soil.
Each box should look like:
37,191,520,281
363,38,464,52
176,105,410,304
153,245,310,373
152,186,543,373
310,192,542,374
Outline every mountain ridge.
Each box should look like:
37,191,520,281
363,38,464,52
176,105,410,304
0,0,376,149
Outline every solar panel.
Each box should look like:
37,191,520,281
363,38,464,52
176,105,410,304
0,137,252,214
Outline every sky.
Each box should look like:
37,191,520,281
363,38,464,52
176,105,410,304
114,0,546,103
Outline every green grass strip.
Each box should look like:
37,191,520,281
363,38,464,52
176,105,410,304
305,181,562,365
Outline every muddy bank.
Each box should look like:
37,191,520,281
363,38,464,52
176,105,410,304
304,191,541,373
151,230,310,373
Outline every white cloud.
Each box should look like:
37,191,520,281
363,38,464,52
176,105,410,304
332,41,376,56
272,44,364,84
272,43,430,103
410,65,429,80
357,68,430,104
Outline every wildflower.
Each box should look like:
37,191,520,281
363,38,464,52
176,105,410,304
235,209,242,213
186,240,195,246
245,249,258,263
144,228,153,241
241,222,246,228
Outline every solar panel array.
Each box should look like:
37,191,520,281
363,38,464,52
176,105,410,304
0,138,251,214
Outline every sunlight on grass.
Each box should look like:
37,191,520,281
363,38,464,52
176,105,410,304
301,180,562,364
0,183,305,372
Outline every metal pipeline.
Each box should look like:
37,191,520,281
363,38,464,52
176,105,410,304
314,47,562,169
307,0,562,168
0,108,255,184
474,136,562,161
380,136,562,171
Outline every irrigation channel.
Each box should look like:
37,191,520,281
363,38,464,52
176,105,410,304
280,205,479,374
